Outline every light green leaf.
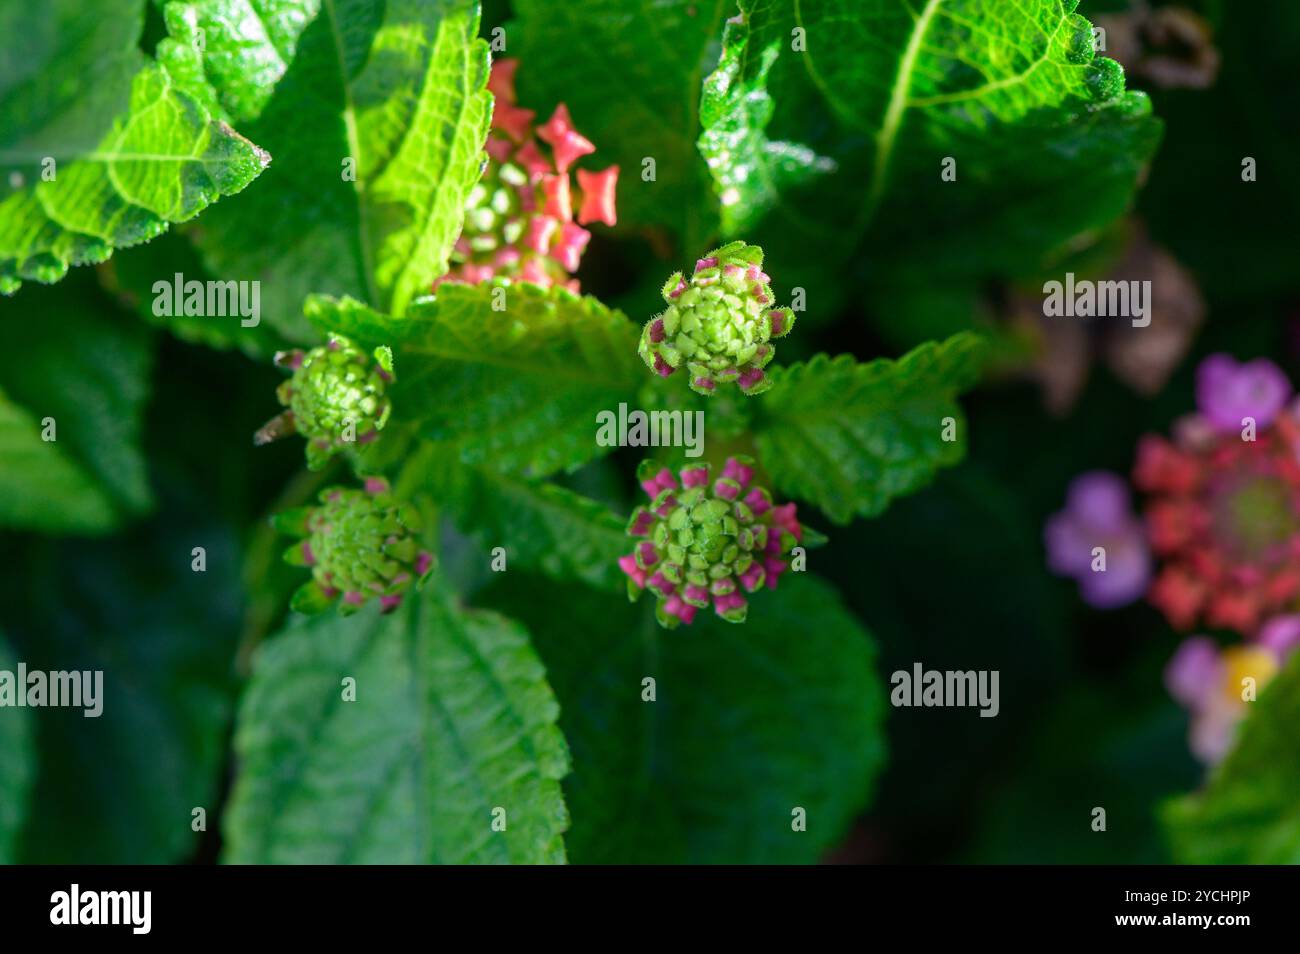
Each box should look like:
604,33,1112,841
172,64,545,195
510,0,729,249
698,7,835,236
0,275,154,533
194,0,492,341
0,0,270,294
224,582,570,863
306,281,642,477
738,0,1161,282
404,443,628,591
1162,653,1300,864
754,332,986,523
487,572,886,864
160,0,324,124
0,633,35,865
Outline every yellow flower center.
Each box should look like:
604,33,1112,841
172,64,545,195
1218,646,1278,707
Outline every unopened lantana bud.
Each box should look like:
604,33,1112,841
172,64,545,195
437,58,619,291
256,333,394,471
619,457,803,628
275,477,434,616
639,241,795,396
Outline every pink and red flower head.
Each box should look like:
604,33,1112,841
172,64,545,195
1047,354,1300,766
1048,355,1300,634
1135,356,1300,634
436,58,619,292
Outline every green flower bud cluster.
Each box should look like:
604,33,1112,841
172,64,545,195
274,478,434,616
639,241,796,396
259,333,394,471
620,456,804,628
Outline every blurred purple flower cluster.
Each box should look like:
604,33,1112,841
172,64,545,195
1046,353,1300,764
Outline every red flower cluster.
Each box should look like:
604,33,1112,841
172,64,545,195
1136,414,1300,633
436,58,618,291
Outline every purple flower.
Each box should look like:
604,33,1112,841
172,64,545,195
1256,614,1300,656
1195,353,1292,433
1045,471,1151,608
1164,629,1298,764
1164,635,1222,709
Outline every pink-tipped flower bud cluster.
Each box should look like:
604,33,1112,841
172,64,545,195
255,334,394,472
639,241,796,396
274,477,434,617
619,457,803,628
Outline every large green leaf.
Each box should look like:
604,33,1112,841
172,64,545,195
0,275,154,533
0,508,243,863
402,443,628,592
306,281,642,476
1162,653,1300,864
754,332,986,523
224,583,570,863
510,0,729,250
194,0,492,341
487,573,886,864
0,633,35,865
160,1,324,123
735,0,1161,285
0,0,270,294
697,5,835,236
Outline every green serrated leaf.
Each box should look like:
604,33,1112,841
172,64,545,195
0,0,270,293
306,281,642,477
194,0,492,341
0,633,35,865
510,0,729,250
1162,653,1300,864
754,332,986,523
224,582,570,863
698,7,835,236
404,442,628,591
486,572,886,864
739,0,1161,284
